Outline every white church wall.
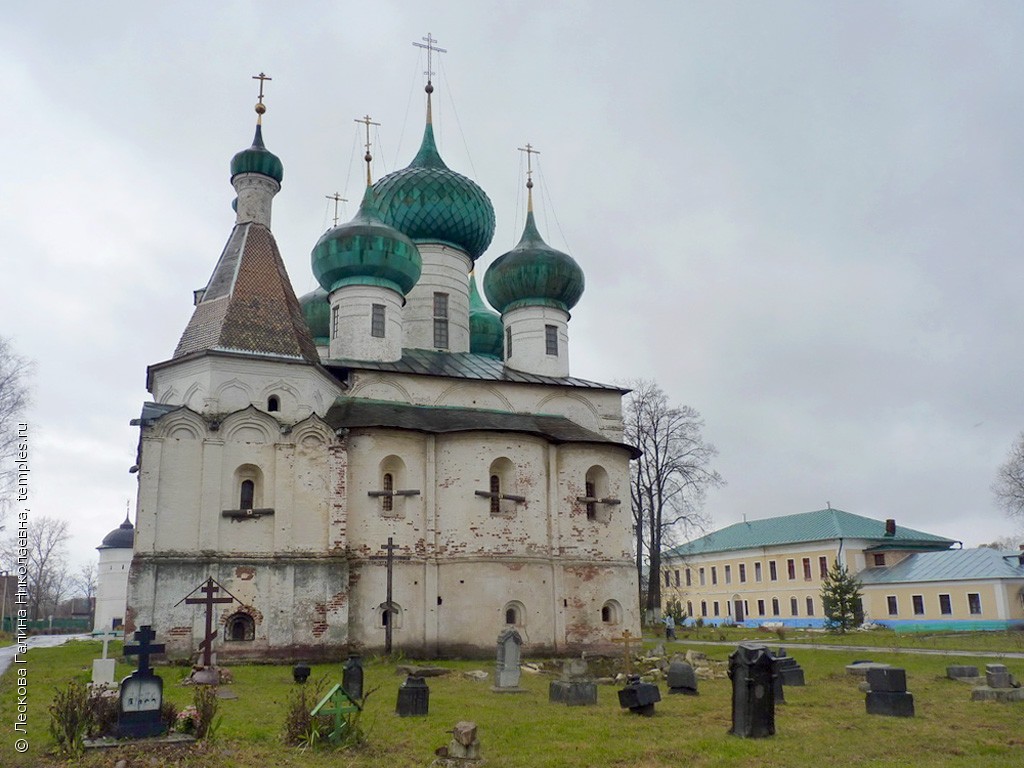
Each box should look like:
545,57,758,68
402,244,473,353
94,547,132,632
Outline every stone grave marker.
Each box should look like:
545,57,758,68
971,663,1024,702
946,664,979,681
91,630,120,686
549,656,598,706
617,674,661,716
728,643,775,738
667,659,698,695
865,667,915,717
116,625,166,738
492,628,525,692
343,654,364,700
396,675,430,716
986,663,1011,689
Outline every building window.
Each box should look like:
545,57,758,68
802,558,812,580
757,599,765,617
711,566,717,585
787,559,796,580
545,324,558,356
674,570,680,587
601,601,620,624
664,570,671,587
371,304,386,338
724,565,732,584
938,594,952,615
912,595,925,615
713,601,720,617
771,597,780,616
887,595,898,616
806,597,814,616
381,473,394,513
687,601,693,617
585,480,596,520
267,395,280,412
506,607,517,624
225,613,255,641
968,593,982,615
240,479,255,510
755,562,763,582
433,292,449,349
331,304,339,338
790,597,799,616
739,563,746,583
685,568,692,587
819,556,828,578
489,474,501,515
505,327,512,358
699,568,706,586
873,553,886,567
503,601,525,626
700,601,707,617
769,561,777,581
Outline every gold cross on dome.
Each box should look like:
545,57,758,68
325,193,347,226
252,72,272,105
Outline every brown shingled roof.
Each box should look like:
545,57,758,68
174,223,319,362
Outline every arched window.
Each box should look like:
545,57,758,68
382,473,394,513
601,600,621,625
505,607,517,625
376,456,410,518
503,600,525,627
267,395,280,412
488,458,516,517
378,602,403,629
490,474,501,515
225,613,255,641
585,480,597,520
584,465,611,522
240,479,255,510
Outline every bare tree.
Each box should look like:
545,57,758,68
0,337,31,522
993,432,1024,522
980,535,1022,551
2,515,70,620
623,380,723,620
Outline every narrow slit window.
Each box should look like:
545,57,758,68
505,327,512,359
331,304,339,339
240,480,255,510
585,480,596,520
382,473,394,513
490,474,500,515
371,304,386,338
433,293,449,349
545,324,558,356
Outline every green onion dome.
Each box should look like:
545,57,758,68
311,187,422,295
371,123,495,261
483,211,584,314
230,124,284,184
298,287,330,345
468,272,503,358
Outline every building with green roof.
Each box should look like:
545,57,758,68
661,507,1024,631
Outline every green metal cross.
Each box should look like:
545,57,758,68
311,683,361,745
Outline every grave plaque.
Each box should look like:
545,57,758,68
549,656,598,706
946,665,979,680
396,675,429,716
728,643,775,738
493,628,525,691
116,625,166,738
865,666,915,717
666,660,698,695
986,664,1011,689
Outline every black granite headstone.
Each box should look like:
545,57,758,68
396,675,429,716
865,666,914,717
666,660,699,695
293,663,311,684
116,625,166,739
728,643,775,738
343,654,364,700
617,675,661,716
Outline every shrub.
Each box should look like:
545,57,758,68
192,683,221,740
284,676,330,746
48,680,91,756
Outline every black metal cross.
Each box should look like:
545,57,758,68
124,625,165,676
412,33,447,84
370,537,411,653
179,577,236,668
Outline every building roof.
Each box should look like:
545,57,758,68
325,397,640,457
324,348,625,391
173,223,319,363
665,508,956,558
98,515,134,550
859,547,1024,584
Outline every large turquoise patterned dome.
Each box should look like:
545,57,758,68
483,211,584,314
311,187,422,295
468,272,503,358
298,287,330,345
230,124,284,183
371,123,495,261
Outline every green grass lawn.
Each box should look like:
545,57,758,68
1,635,1022,767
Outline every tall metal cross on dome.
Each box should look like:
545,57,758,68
325,193,347,226
355,114,381,185
413,33,447,85
518,143,541,207
252,72,272,123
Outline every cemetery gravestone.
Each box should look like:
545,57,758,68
728,643,775,738
865,667,915,717
91,630,119,686
492,628,525,692
971,663,1024,702
617,674,661,716
549,656,598,706
343,654,364,700
946,665,979,680
116,625,166,739
666,660,698,695
986,663,1011,689
397,675,430,716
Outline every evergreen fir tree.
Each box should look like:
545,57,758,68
820,559,863,632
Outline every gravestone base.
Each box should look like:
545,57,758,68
971,686,1024,702
490,684,527,693
549,679,598,705
865,691,915,717
84,732,196,751
947,665,979,680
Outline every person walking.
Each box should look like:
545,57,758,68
663,613,676,641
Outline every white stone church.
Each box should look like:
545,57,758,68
127,71,640,660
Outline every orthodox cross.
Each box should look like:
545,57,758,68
369,537,411,653
310,683,362,745
518,143,540,185
176,577,238,668
252,72,272,122
412,33,447,85
611,629,637,674
325,193,347,226
123,625,165,676
355,114,381,185
95,629,120,660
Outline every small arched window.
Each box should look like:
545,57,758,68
505,607,517,625
502,600,525,627
382,473,394,513
267,395,280,412
225,612,255,641
240,480,255,510
601,605,611,622
601,600,621,625
490,475,501,515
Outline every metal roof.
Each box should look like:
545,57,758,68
859,547,1024,584
665,508,955,558
324,348,624,391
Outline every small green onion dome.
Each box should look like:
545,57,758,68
311,187,422,295
230,124,284,184
483,211,584,314
468,272,503,358
298,287,330,345
372,123,495,261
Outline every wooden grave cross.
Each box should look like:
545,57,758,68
310,682,362,745
369,537,411,653
611,629,637,674
177,577,238,668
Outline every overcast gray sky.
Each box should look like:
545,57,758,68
3,2,1023,571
